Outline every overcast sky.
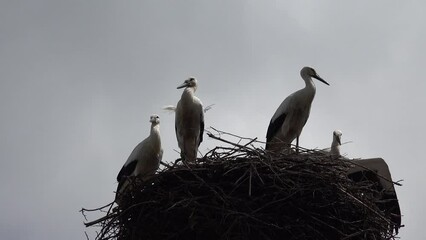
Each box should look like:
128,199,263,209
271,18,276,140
0,1,424,239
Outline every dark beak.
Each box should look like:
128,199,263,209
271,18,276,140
177,81,189,89
313,75,330,86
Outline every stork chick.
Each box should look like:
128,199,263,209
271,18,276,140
330,130,342,156
115,114,163,204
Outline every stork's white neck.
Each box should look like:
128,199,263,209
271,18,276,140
181,87,196,101
302,75,316,92
296,75,316,105
330,138,341,156
150,124,161,150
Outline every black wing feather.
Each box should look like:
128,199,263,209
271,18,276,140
199,112,204,146
116,160,138,182
175,125,178,142
266,113,287,144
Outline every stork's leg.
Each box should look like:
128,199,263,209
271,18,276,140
296,136,299,154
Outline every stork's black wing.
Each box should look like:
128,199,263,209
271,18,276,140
199,112,204,146
116,160,137,182
265,113,286,150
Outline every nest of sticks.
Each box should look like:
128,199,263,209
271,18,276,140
82,130,400,240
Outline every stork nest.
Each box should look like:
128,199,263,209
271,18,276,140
82,131,400,240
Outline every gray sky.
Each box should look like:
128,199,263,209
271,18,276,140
0,1,424,239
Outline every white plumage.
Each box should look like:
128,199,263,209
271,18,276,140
320,129,343,156
163,104,214,113
266,67,329,152
330,130,342,156
115,114,163,204
175,77,204,162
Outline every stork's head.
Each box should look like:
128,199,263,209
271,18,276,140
301,67,329,86
333,130,342,145
177,77,198,90
149,114,160,125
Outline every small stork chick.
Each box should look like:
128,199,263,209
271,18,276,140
115,114,163,204
266,67,329,153
175,77,204,162
330,130,342,156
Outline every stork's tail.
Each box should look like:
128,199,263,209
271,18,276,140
115,178,130,206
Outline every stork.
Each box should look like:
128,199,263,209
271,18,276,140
330,130,342,156
115,114,163,204
175,77,204,162
266,67,329,152
320,130,343,157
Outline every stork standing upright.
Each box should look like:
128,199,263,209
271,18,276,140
266,67,329,152
175,77,204,162
115,114,163,204
330,130,342,156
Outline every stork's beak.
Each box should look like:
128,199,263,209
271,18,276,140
313,75,330,86
177,81,189,89
336,136,341,145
